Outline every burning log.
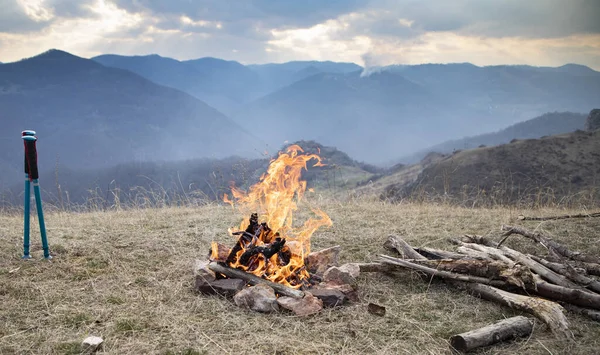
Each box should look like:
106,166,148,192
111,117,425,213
208,262,304,299
449,316,534,352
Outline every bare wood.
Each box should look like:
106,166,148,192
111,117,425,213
545,255,600,277
458,242,515,265
533,275,600,310
449,316,534,352
463,283,572,340
461,235,497,247
378,255,507,288
414,247,470,260
562,304,600,322
455,246,492,260
501,225,600,265
518,212,600,221
530,255,600,294
384,235,427,260
207,262,304,299
499,247,580,289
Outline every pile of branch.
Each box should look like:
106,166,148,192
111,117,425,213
366,227,600,341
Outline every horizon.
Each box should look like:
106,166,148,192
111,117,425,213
3,47,598,73
1,1,599,70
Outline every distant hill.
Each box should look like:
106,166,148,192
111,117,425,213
235,63,600,164
247,61,362,92
0,139,374,207
0,49,261,189
398,112,587,164
235,70,495,163
92,54,262,115
93,55,362,115
383,129,600,206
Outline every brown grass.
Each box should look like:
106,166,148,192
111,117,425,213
1,199,599,354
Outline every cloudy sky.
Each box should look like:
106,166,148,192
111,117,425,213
1,0,599,69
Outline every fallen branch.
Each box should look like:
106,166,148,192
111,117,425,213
208,262,304,299
449,316,534,352
384,235,427,260
532,275,600,311
463,282,572,340
414,247,470,260
518,212,600,221
545,256,600,277
562,304,600,322
501,225,600,265
530,255,600,294
378,255,508,288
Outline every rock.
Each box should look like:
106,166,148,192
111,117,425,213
195,278,245,297
233,284,279,313
314,281,359,302
81,336,103,353
323,263,360,286
193,259,216,282
277,293,323,316
305,245,341,275
585,109,600,131
308,288,348,307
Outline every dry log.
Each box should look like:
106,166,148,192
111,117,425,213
532,275,600,310
545,255,600,277
459,235,585,289
455,246,493,260
449,315,534,352
530,255,600,294
455,242,515,265
207,262,304,299
562,304,600,322
463,283,572,340
378,255,507,288
384,235,427,260
518,212,600,221
414,247,470,260
499,247,580,289
501,225,600,265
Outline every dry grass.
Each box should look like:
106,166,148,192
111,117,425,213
1,199,599,354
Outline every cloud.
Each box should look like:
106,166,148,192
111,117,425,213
0,0,600,70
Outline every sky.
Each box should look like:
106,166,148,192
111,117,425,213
1,0,599,69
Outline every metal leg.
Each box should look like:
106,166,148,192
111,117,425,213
22,174,31,260
33,179,51,260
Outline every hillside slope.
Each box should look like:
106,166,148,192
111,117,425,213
398,111,587,164
0,50,261,188
237,63,600,163
383,129,600,205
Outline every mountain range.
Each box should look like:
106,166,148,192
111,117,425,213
0,50,261,189
93,54,600,163
2,48,600,189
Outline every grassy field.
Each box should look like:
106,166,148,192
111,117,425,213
1,199,599,354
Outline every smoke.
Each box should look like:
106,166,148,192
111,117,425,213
359,52,386,77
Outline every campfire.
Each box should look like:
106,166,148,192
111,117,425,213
195,145,358,315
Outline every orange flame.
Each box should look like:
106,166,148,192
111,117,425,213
213,144,332,288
